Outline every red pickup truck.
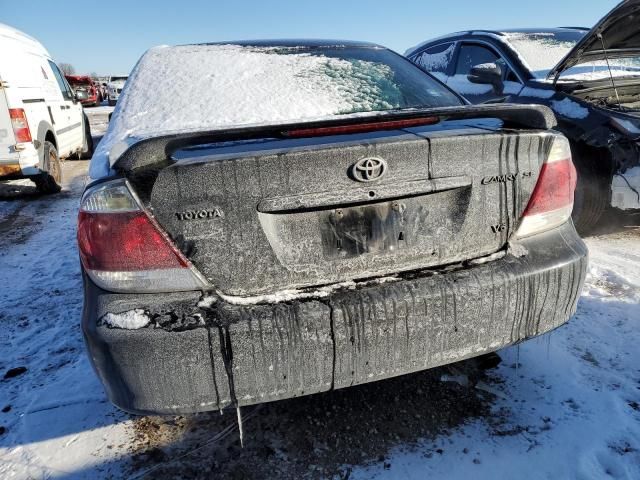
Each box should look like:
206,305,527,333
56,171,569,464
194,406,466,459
65,75,100,107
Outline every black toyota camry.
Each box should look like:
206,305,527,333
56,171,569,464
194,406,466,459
79,40,587,417
406,0,640,232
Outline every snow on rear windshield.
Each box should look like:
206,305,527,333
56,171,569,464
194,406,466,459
98,44,460,166
502,31,585,78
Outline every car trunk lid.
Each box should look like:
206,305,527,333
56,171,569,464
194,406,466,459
133,120,551,296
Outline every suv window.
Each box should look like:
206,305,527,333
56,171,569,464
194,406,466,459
455,45,500,75
413,42,456,74
48,61,74,100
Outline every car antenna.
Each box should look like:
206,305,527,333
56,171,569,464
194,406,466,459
598,32,622,110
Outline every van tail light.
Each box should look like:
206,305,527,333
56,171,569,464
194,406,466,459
77,180,209,293
9,108,32,143
516,137,577,238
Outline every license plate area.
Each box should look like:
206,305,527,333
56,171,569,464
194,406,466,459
321,201,408,258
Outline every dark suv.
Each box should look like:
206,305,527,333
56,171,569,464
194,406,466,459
406,0,640,232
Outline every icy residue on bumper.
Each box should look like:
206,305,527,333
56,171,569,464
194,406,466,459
82,222,588,415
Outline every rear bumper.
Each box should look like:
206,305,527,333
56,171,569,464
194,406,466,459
0,145,41,179
82,222,588,415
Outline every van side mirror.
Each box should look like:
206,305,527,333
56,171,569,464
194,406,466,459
468,63,504,94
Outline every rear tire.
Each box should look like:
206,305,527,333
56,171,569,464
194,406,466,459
571,145,610,235
34,141,62,194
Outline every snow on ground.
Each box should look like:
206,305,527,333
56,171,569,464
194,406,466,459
0,108,639,478
0,179,131,478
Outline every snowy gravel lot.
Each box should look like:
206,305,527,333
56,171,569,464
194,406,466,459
0,108,639,479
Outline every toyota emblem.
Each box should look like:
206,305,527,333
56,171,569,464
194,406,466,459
351,157,388,182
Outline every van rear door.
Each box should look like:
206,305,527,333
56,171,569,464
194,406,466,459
0,78,20,176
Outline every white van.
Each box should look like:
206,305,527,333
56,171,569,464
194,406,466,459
0,23,93,193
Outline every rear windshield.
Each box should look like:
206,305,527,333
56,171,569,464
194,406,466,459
109,44,462,142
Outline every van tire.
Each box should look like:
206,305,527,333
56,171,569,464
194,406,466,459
108,99,116,107
34,141,62,194
79,114,94,159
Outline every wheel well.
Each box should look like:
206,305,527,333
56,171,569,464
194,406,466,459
44,131,57,149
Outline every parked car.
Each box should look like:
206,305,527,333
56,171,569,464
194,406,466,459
79,40,587,416
405,0,640,232
65,75,100,107
106,75,128,106
0,23,93,193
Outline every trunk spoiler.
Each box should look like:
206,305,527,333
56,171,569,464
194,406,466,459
113,104,557,172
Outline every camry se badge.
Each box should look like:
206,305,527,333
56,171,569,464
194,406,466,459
351,157,388,182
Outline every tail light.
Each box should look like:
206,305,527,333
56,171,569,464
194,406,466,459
516,136,577,238
77,180,210,293
9,108,32,143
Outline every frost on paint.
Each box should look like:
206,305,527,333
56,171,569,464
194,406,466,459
101,309,150,330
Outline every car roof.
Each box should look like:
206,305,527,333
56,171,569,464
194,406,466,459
186,39,385,49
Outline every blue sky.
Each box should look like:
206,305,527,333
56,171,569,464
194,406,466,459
4,0,618,75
